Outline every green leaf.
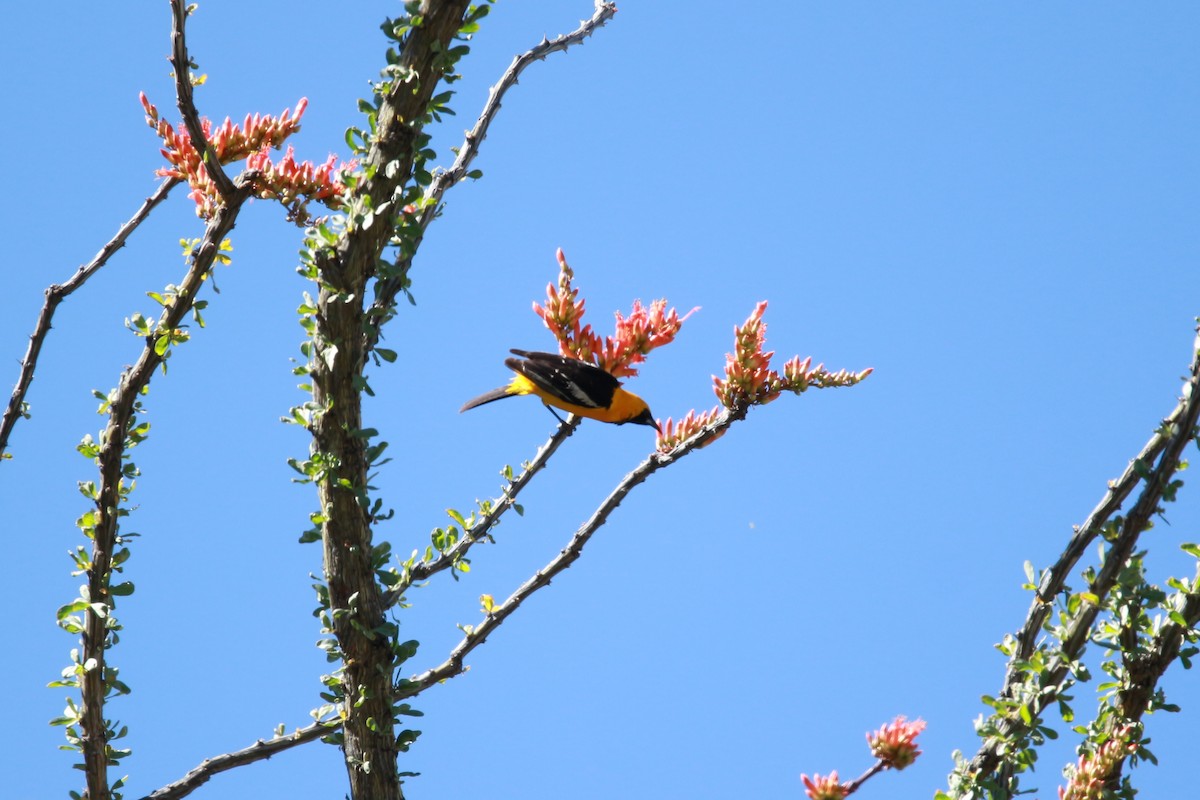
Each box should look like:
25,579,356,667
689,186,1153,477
395,727,422,751
57,600,89,619
394,639,420,663
366,441,389,464
110,582,135,597
376,348,398,363
394,703,424,717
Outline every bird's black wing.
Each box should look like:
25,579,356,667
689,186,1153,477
506,349,618,409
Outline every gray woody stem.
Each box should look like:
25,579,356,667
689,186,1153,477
1,179,177,460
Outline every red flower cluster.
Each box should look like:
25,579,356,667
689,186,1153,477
533,248,694,378
713,301,872,409
801,771,848,800
140,93,350,219
245,146,345,216
714,300,774,407
867,716,926,770
655,407,724,451
656,302,872,452
800,716,925,800
1058,727,1139,800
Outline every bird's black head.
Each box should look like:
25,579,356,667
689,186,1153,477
626,406,660,432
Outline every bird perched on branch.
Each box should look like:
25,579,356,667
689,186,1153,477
460,349,658,430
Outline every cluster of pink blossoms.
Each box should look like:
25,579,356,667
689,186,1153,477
245,146,345,212
867,715,926,769
656,302,873,451
655,407,725,450
533,248,694,378
801,716,926,800
140,93,350,219
714,301,872,409
801,771,849,800
1058,727,1139,800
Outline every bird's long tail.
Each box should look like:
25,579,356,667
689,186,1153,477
459,386,515,413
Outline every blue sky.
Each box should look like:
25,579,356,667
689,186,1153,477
3,3,1199,799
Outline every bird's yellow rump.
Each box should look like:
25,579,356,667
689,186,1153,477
460,349,658,430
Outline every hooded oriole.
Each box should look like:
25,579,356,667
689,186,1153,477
460,349,658,430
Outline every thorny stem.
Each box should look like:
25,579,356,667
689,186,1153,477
401,405,746,696
389,417,581,601
168,0,234,199
138,722,335,800
79,10,249,798
81,179,255,800
365,1,618,349
1,179,178,460
966,326,1200,783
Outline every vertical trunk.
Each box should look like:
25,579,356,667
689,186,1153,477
307,5,472,796
312,290,401,798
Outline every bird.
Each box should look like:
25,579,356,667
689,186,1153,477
460,349,658,430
